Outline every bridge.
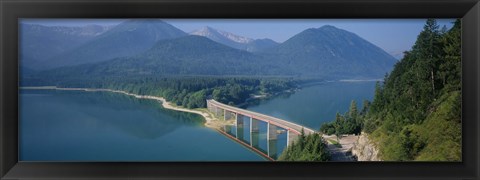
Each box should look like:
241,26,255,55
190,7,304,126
206,99,316,160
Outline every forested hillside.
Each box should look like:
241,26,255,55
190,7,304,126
41,19,187,70
24,24,397,80
35,35,293,78
261,25,397,79
320,19,461,161
364,19,461,161
29,76,297,109
19,24,110,70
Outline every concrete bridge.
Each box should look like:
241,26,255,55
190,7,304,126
206,99,316,160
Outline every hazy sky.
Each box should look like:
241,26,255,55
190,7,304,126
21,18,456,56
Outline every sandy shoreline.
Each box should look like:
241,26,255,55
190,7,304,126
20,86,226,130
22,86,353,161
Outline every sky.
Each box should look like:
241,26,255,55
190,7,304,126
21,18,457,58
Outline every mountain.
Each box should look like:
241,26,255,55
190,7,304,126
246,38,279,52
19,24,112,70
190,26,254,44
262,25,398,79
30,25,398,82
38,35,291,79
190,26,279,52
38,19,187,70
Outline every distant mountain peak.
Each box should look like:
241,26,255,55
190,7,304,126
189,26,278,52
33,23,398,79
268,24,398,78
124,19,165,23
190,26,216,36
200,26,216,31
298,25,342,34
38,19,187,70
190,26,254,44
318,25,338,30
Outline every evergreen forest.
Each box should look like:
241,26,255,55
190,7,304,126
317,19,461,161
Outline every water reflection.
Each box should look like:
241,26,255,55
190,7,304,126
222,119,288,159
23,90,204,139
20,89,265,161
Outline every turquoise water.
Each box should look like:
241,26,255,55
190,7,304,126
19,81,376,161
19,90,264,161
246,81,377,130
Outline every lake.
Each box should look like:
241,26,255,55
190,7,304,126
19,89,264,161
245,81,377,130
19,81,376,161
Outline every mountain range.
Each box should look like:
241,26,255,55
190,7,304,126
38,36,290,79
21,19,398,81
190,26,279,52
30,19,187,70
20,24,113,70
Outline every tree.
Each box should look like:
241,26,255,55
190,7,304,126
360,100,370,116
348,100,358,120
278,133,330,161
363,19,461,161
439,19,461,91
299,128,306,149
334,113,342,140
414,19,442,97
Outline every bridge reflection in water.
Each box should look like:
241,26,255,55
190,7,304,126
207,99,316,161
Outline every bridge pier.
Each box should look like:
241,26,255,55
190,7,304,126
267,123,279,158
210,105,222,118
218,108,224,118
224,110,235,121
268,123,278,141
287,131,299,146
250,118,260,148
207,102,212,112
236,114,244,139
251,118,259,133
206,99,316,161
287,130,290,146
250,117,253,146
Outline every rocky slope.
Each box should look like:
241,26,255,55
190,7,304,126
351,133,381,161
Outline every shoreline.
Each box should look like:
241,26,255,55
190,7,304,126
20,86,225,130
21,86,351,161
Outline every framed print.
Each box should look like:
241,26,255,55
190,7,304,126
1,0,479,179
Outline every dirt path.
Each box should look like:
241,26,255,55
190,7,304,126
322,134,358,161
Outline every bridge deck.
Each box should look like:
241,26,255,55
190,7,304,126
207,99,316,135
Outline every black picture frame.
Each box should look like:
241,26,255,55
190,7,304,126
1,0,479,179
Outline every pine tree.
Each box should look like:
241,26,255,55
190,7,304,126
440,19,461,91
348,100,358,120
414,19,442,99
361,19,461,161
360,100,370,116
334,113,342,140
